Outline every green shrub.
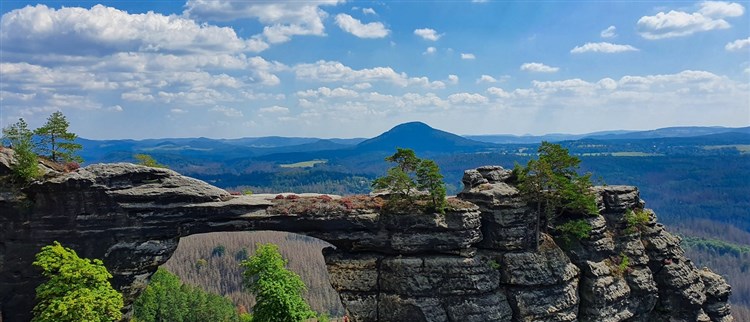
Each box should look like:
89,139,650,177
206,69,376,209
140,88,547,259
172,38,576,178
558,219,592,243
624,209,650,233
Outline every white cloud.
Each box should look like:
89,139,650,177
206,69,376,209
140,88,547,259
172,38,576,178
698,1,745,18
0,4,268,55
486,87,512,98
448,93,489,105
600,26,617,38
363,8,377,15
520,62,560,73
476,75,498,84
294,60,443,89
423,46,437,55
637,1,745,39
184,0,344,44
335,14,389,38
209,106,243,117
448,75,459,84
725,37,750,51
571,42,639,54
414,28,443,41
170,108,188,114
259,105,290,114
108,105,123,112
461,53,476,60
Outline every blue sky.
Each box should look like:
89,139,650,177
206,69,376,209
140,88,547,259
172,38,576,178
1,1,748,139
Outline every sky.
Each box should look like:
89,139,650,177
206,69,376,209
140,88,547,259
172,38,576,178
0,1,749,139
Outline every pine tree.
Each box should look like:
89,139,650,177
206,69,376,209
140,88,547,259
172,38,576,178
35,111,82,163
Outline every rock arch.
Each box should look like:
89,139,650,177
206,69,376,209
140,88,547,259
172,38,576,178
0,163,733,321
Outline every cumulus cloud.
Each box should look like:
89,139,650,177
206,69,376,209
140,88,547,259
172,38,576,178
520,62,559,73
447,75,459,84
0,4,268,55
184,0,344,44
725,37,750,51
637,1,745,40
362,8,377,15
414,28,443,41
600,26,617,38
571,42,639,54
486,87,512,98
294,60,443,89
476,75,498,84
335,14,389,38
423,46,437,55
461,53,476,60
448,93,489,105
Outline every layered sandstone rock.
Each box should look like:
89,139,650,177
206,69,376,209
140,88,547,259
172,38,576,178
0,153,734,321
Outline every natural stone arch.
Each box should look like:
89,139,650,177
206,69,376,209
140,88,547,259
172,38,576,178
0,161,734,322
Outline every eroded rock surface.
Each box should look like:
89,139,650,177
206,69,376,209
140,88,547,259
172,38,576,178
0,158,734,321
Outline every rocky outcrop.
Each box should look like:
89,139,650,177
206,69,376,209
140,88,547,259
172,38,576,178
0,154,734,321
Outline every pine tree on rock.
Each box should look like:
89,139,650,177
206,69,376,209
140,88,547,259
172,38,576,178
34,111,82,163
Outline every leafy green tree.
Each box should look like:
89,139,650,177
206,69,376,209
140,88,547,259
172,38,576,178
31,241,123,322
134,153,167,168
416,159,446,213
34,111,82,163
133,268,241,322
2,118,40,182
241,243,315,322
514,142,599,245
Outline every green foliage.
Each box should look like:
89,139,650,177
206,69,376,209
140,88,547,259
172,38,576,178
557,219,592,245
212,245,227,258
134,154,168,168
243,189,253,195
241,243,316,322
31,241,123,322
514,142,599,238
624,209,651,233
372,148,447,213
681,236,750,257
487,259,501,270
515,142,598,218
34,111,83,163
133,268,241,322
2,118,40,182
416,159,447,213
619,254,630,273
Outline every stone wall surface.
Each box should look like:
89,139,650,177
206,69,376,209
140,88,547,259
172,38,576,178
0,153,733,321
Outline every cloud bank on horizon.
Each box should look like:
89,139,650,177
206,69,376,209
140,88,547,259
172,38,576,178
0,0,748,139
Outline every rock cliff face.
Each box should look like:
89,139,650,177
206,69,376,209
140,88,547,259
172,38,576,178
0,152,733,321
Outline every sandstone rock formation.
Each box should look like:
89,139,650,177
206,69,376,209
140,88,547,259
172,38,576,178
0,153,733,321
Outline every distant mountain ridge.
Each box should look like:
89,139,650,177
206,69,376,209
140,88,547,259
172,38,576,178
466,126,750,144
75,123,750,165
